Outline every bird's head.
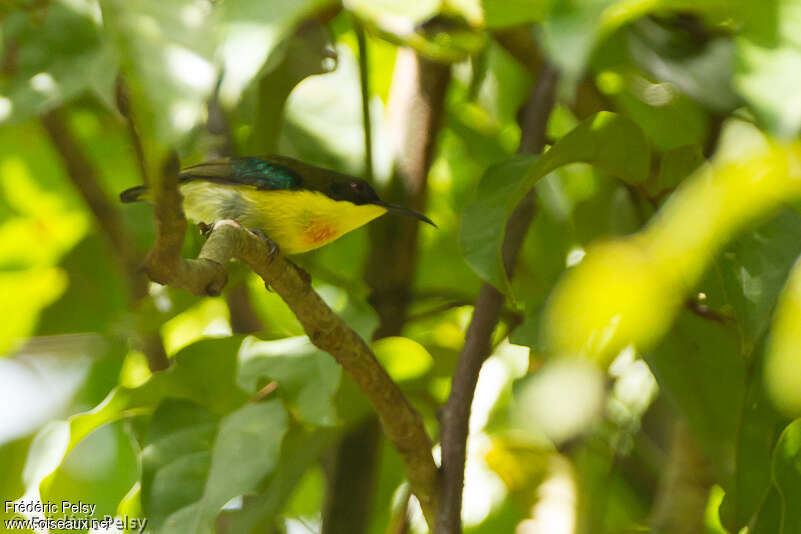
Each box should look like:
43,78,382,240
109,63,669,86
329,178,436,227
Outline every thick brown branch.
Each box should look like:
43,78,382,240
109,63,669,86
435,64,559,534
41,108,168,371
145,212,439,525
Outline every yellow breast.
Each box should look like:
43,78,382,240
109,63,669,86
180,183,387,254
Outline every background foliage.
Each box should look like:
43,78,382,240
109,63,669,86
2,0,801,533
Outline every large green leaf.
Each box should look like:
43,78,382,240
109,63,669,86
141,398,288,533
237,336,341,426
219,426,337,532
20,338,247,505
460,111,649,294
719,342,786,533
645,312,746,477
0,1,116,124
99,0,218,146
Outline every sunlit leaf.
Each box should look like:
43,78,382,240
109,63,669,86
461,112,650,294
372,336,434,381
238,336,341,426
0,268,67,356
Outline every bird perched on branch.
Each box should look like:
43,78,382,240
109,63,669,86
120,155,435,254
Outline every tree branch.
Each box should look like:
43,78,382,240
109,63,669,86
41,108,169,371
435,63,559,534
143,173,440,526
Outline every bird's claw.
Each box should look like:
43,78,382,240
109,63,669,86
198,221,213,237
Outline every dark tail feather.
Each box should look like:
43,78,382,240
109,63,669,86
120,185,148,203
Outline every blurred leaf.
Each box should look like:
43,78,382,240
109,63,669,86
765,254,801,415
21,338,247,504
0,267,67,356
735,0,801,138
542,144,801,363
238,336,341,426
481,0,554,28
45,422,139,531
628,20,739,112
772,418,801,533
218,0,337,105
645,312,745,476
99,0,218,146
0,2,116,124
35,236,128,336
372,336,434,381
141,398,288,533
461,111,649,294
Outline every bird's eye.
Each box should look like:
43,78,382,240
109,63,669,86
351,181,363,192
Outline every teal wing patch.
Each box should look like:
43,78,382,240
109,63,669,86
180,157,303,191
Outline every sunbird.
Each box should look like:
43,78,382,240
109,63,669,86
120,155,435,254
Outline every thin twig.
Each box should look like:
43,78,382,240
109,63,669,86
143,174,440,525
41,108,169,371
435,63,559,534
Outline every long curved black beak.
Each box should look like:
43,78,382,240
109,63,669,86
374,201,437,227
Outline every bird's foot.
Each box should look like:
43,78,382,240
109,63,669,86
198,221,213,237
247,228,279,262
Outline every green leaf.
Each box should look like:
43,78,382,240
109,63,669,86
238,336,341,426
645,312,746,476
99,0,218,145
772,419,801,533
20,338,248,504
735,0,801,138
647,144,705,198
460,111,649,293
481,0,554,28
372,336,434,381
219,426,337,532
710,209,801,353
0,2,116,124
719,341,786,532
141,398,288,533
218,0,338,104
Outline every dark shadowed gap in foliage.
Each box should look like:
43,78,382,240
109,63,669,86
436,62,559,534
321,48,451,534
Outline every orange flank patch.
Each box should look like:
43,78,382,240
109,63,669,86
303,219,338,246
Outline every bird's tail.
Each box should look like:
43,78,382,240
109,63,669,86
120,185,149,203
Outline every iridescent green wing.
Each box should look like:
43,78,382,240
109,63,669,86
180,157,304,191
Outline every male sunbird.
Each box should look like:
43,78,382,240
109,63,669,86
120,155,435,254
